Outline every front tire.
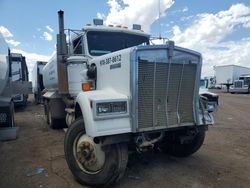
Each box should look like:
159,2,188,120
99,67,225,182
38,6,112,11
64,118,128,187
163,130,206,157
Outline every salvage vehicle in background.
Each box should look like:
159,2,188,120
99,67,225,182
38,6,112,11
32,61,47,104
0,34,31,128
214,65,250,91
0,34,14,127
10,53,29,106
42,11,216,187
229,74,250,94
199,78,219,112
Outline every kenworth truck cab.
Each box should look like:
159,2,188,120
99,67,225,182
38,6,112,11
42,11,215,187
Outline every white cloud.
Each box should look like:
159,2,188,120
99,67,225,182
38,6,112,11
104,0,174,32
170,3,250,76
6,39,20,47
43,31,53,41
182,7,188,12
0,26,21,47
46,25,54,33
97,12,106,19
0,26,13,38
180,15,193,21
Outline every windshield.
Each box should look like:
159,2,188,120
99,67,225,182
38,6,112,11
87,31,149,56
200,79,207,88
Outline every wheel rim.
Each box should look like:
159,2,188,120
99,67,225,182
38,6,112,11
73,133,105,174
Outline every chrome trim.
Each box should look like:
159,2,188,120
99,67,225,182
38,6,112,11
194,55,202,125
165,50,172,126
152,60,157,128
130,47,138,132
130,44,204,133
137,123,196,132
176,62,185,125
92,99,129,120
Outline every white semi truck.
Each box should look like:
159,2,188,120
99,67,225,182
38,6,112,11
32,61,47,104
42,11,216,187
214,65,250,91
0,34,15,127
10,53,29,106
229,74,250,93
0,34,32,129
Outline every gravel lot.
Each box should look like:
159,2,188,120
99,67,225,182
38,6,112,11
0,91,250,188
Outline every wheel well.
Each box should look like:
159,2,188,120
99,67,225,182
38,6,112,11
75,103,82,119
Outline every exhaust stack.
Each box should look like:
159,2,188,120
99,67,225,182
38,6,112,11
57,10,69,93
57,10,67,56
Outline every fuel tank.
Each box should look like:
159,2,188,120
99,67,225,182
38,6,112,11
43,54,89,96
42,54,59,90
0,34,9,95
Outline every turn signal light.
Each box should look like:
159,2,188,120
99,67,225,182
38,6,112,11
82,83,90,92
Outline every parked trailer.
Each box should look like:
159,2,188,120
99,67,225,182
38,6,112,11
10,53,29,106
0,34,32,128
0,34,14,127
214,65,250,91
32,61,47,104
42,11,216,187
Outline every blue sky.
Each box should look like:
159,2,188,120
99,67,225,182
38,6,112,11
0,0,250,76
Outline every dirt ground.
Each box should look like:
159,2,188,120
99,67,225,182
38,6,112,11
0,91,250,188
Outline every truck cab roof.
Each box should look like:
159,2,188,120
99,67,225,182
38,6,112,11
82,25,150,38
69,25,150,57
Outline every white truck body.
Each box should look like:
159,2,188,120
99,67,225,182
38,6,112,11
0,33,14,127
0,34,32,127
0,34,9,94
42,11,216,186
32,61,47,103
214,65,250,85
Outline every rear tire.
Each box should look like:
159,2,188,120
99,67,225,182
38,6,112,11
64,118,128,187
44,100,49,125
34,94,38,104
45,100,63,129
163,130,206,157
48,109,58,129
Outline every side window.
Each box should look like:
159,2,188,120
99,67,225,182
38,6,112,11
73,36,84,54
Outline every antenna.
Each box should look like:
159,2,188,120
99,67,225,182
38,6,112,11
158,0,162,39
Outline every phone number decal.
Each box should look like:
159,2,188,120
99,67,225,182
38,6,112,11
100,54,121,66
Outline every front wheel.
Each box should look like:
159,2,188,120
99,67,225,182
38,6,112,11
162,130,206,157
64,118,128,187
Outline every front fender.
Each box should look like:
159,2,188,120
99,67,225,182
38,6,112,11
75,89,132,137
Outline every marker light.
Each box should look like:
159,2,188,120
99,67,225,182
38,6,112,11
82,82,90,92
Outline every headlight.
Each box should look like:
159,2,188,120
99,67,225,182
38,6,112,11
96,101,127,116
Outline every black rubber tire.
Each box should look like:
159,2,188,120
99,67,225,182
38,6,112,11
45,100,65,129
44,100,49,125
34,94,38,104
164,131,206,157
48,109,56,128
64,118,128,187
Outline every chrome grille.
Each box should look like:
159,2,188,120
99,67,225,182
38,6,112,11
234,81,243,88
138,60,196,130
